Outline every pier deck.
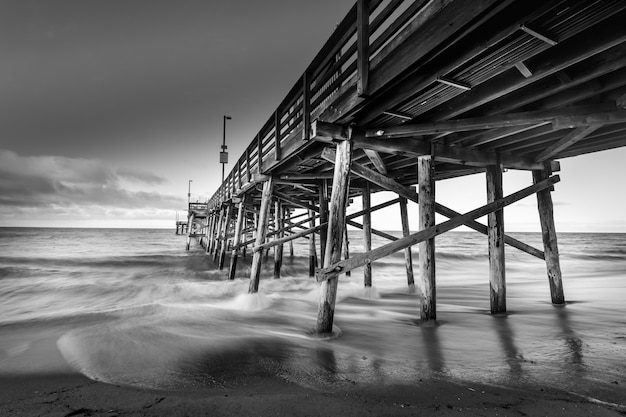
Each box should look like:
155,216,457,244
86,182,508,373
190,0,626,333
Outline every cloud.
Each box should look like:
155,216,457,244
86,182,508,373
0,150,183,216
116,167,167,185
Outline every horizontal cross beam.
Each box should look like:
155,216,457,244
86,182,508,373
321,148,545,260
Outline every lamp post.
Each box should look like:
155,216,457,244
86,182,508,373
188,179,193,205
221,115,232,182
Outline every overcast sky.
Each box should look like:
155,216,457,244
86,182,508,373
1,0,625,232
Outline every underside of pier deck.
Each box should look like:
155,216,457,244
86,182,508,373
192,0,626,334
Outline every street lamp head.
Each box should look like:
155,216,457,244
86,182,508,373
224,115,232,120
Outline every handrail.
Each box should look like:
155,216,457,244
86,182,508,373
207,0,424,209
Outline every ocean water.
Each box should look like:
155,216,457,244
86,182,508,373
0,227,624,402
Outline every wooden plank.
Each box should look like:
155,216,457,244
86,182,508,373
316,174,560,281
367,105,616,138
357,0,369,96
535,125,602,162
317,139,353,334
399,197,415,288
552,110,626,129
520,24,558,46
533,167,565,305
363,149,388,174
352,134,558,171
418,156,436,321
346,219,397,242
514,61,533,78
487,163,506,314
311,120,352,142
248,177,275,293
350,0,554,125
228,201,245,280
274,191,318,212
427,14,626,121
362,183,372,287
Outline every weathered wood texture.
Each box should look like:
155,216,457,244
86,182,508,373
249,177,275,293
399,197,415,288
487,163,506,314
228,201,245,280
273,201,284,279
418,156,436,321
533,167,565,304
362,183,372,287
317,139,353,334
309,208,317,277
218,204,232,270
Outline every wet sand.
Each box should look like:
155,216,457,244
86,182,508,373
1,371,625,417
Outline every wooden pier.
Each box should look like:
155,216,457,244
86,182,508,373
187,0,626,334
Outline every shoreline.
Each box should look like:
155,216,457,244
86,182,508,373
1,371,624,416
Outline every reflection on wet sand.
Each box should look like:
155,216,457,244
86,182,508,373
492,315,523,378
421,324,445,374
554,305,585,371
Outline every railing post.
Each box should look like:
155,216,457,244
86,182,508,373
257,133,263,173
246,148,252,182
274,110,282,161
357,0,370,97
302,71,311,140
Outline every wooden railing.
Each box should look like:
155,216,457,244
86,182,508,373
207,0,426,209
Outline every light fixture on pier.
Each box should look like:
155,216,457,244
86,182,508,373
221,115,232,182
188,179,193,204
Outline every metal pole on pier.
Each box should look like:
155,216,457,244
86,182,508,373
221,115,232,183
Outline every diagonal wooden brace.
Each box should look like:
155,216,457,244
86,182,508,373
317,175,560,281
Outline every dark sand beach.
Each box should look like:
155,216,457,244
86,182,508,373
2,371,625,416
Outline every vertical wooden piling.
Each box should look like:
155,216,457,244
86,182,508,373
418,156,436,321
249,177,275,293
487,163,506,314
212,207,224,260
286,209,294,257
362,183,372,287
317,139,353,334
186,212,195,251
228,200,245,280
309,208,317,277
219,204,232,270
319,180,329,266
399,197,415,288
274,201,283,279
342,224,351,277
205,213,215,254
241,208,248,258
533,166,565,304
